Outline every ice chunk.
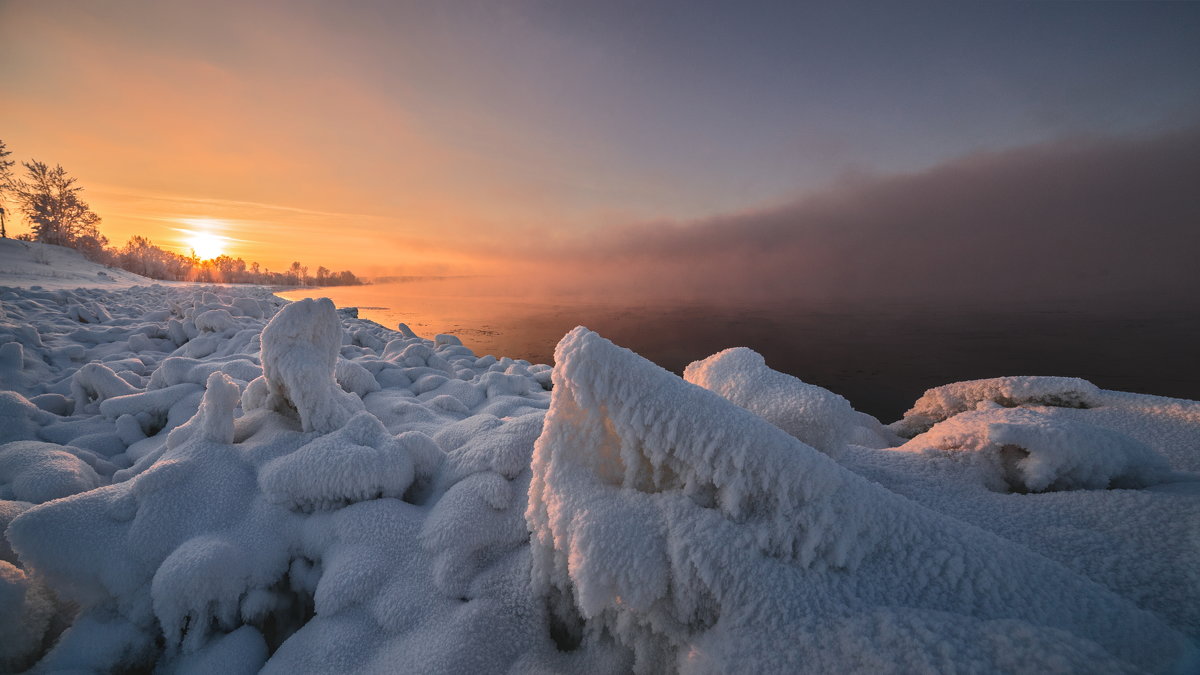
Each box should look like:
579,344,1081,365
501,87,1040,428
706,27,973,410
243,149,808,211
684,347,894,454
894,375,1103,436
243,298,363,433
900,405,1174,492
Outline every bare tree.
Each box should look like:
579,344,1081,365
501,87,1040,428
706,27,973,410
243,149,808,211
0,140,14,238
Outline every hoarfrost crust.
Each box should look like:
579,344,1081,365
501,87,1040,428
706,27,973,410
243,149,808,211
527,327,1194,673
894,375,1103,437
684,346,895,454
902,405,1174,492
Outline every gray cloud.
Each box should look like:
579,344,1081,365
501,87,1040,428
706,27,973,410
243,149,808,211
524,126,1200,308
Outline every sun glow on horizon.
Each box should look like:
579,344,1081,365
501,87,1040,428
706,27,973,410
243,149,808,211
180,223,229,261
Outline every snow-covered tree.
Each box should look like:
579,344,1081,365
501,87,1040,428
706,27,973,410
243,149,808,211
13,160,103,247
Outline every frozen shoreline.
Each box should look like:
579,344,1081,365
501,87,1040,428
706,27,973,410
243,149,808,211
0,247,1198,672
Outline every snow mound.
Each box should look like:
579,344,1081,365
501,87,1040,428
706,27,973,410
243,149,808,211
893,375,1103,436
0,440,104,503
243,298,364,433
259,411,428,512
0,392,50,444
71,362,140,415
527,327,1192,673
901,404,1175,492
684,346,894,454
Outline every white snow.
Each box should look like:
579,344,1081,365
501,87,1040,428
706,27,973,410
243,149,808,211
243,297,364,433
684,346,896,454
0,239,1196,673
527,327,1196,673
893,375,1104,437
896,403,1175,492
0,238,160,290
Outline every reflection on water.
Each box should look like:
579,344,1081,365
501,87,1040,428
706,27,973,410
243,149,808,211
279,280,1200,422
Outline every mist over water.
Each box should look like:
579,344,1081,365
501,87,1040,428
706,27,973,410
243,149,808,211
282,279,1200,421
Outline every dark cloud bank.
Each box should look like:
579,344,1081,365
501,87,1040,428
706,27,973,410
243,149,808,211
530,126,1200,309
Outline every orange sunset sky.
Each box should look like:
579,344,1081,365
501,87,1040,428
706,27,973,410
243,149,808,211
2,1,1198,293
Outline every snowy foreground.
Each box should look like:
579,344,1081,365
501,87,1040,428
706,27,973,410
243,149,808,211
0,283,1198,674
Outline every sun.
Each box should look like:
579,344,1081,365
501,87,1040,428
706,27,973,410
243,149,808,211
187,230,227,260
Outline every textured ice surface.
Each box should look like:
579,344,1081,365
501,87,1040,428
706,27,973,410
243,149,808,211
899,404,1174,492
893,375,1104,437
684,346,895,454
527,327,1194,673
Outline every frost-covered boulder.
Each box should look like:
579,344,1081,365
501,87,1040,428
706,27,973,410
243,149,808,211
894,375,1103,437
684,347,894,454
0,440,104,503
242,298,363,433
527,327,1191,673
899,404,1174,492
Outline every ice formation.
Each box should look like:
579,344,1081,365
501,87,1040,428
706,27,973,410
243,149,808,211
893,375,1104,437
0,251,1195,673
684,346,894,454
899,404,1175,492
243,298,364,433
527,327,1195,673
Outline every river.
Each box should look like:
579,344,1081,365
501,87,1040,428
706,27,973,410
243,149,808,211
279,279,1200,421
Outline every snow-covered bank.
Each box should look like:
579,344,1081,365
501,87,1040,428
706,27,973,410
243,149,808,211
0,281,1197,673
0,239,161,290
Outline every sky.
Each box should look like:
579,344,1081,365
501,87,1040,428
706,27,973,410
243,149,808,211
1,0,1198,296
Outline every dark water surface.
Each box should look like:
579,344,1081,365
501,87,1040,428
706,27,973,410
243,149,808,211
281,281,1200,422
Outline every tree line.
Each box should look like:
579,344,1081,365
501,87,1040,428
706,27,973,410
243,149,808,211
0,139,363,287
